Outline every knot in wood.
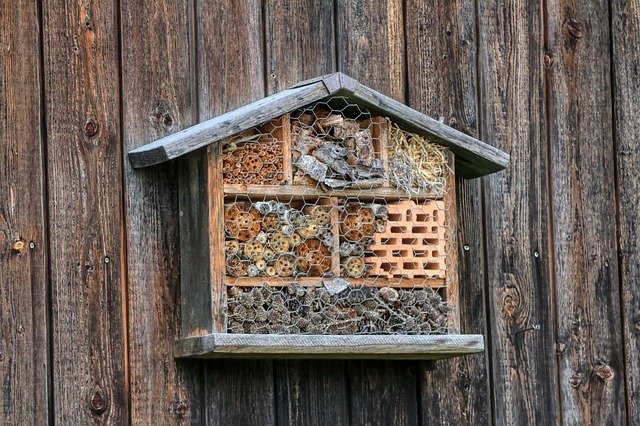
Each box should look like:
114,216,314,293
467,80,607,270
83,118,99,138
544,54,554,68
173,400,188,419
569,372,583,388
11,239,25,253
593,363,613,382
564,18,584,39
502,294,517,317
89,386,108,415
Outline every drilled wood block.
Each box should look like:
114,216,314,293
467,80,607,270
365,200,447,279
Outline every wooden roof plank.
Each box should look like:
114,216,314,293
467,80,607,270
128,80,331,168
128,72,509,178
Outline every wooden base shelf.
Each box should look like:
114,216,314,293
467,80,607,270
173,333,484,360
224,277,446,288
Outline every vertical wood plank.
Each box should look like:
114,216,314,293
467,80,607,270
611,1,640,422
264,1,349,424
275,360,348,426
545,0,626,423
335,2,419,424
119,0,202,422
347,361,419,425
478,0,559,423
42,0,129,422
336,0,405,102
265,0,335,94
0,0,50,423
405,1,491,422
444,154,459,332
196,1,275,423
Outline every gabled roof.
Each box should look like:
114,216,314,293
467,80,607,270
128,72,509,178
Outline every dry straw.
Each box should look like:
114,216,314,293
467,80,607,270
387,121,448,196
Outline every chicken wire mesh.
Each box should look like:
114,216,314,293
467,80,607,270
218,97,453,335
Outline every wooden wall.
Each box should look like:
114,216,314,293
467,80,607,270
1,0,637,424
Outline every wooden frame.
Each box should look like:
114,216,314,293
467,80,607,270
175,105,469,358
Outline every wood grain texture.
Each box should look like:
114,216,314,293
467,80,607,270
275,360,348,426
174,333,484,359
406,1,492,422
119,0,202,421
265,0,335,93
42,0,129,422
0,0,50,423
263,4,349,423
347,360,420,425
545,0,626,423
336,0,405,103
478,1,559,424
195,1,275,423
334,2,420,423
611,1,640,421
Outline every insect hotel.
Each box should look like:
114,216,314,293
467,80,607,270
129,73,509,359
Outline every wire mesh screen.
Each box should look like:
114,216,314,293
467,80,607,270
218,97,453,335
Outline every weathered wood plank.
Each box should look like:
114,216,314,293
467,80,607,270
275,360,348,426
195,1,276,423
347,360,420,425
205,360,275,426
611,1,640,421
174,333,484,359
128,82,331,168
119,0,202,421
335,2,421,423
336,0,405,104
478,0,560,423
265,0,335,93
42,0,128,422
0,0,50,423
263,3,350,424
223,183,442,200
405,1,492,422
545,1,626,423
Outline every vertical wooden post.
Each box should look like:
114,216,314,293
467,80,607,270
444,152,460,332
208,145,226,332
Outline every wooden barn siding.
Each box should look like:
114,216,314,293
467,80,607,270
0,0,637,424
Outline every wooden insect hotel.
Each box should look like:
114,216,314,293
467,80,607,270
129,73,509,359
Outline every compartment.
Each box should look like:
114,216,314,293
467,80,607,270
289,100,387,190
220,115,291,185
222,196,338,281
364,199,447,279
